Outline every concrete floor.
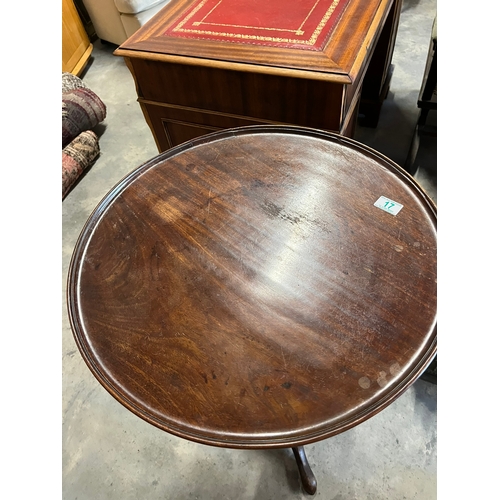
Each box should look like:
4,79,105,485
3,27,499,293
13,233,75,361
62,0,437,498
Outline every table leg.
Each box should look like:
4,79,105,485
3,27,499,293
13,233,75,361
358,0,402,128
292,446,317,495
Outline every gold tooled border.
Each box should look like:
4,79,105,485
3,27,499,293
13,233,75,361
170,0,342,45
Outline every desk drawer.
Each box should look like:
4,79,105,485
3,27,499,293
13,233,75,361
140,100,291,151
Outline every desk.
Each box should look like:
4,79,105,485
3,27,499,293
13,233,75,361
114,0,402,151
67,126,436,494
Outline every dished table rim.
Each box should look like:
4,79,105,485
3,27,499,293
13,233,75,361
67,125,437,449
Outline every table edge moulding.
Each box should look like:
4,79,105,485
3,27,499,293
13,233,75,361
67,125,436,494
68,125,437,446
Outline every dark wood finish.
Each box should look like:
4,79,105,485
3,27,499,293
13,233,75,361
139,99,273,151
293,446,317,495
68,126,437,456
419,355,437,385
404,18,437,176
359,0,402,127
115,0,402,150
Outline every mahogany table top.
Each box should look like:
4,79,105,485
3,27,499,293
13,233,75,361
67,125,437,449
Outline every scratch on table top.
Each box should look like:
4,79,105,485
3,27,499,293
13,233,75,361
281,346,287,369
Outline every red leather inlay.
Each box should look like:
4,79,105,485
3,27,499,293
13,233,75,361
164,0,350,50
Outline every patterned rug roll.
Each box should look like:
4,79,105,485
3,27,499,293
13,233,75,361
62,86,107,147
62,72,87,94
62,130,100,199
62,72,106,199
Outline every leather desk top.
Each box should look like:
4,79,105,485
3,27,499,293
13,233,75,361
115,0,396,81
163,0,351,50
67,126,437,449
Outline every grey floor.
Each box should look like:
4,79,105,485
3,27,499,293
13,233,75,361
62,0,437,498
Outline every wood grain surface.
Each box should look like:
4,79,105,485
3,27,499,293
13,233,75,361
67,125,437,448
62,0,92,75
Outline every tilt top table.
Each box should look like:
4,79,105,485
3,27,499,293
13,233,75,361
114,0,402,150
67,125,437,494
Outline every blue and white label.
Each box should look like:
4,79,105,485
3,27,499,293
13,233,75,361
374,196,403,215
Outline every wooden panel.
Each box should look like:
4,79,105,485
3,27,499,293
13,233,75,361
140,100,294,150
129,58,344,131
359,0,402,126
62,0,93,75
361,0,402,100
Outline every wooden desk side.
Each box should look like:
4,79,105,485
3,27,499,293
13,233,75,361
124,56,347,151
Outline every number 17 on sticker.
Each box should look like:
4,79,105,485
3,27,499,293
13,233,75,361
374,196,403,215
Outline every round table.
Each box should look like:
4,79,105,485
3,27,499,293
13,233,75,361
67,125,437,494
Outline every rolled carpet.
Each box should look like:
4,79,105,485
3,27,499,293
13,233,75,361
62,130,100,199
62,86,107,148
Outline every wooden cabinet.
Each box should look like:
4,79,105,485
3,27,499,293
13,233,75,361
62,0,93,75
115,0,402,151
